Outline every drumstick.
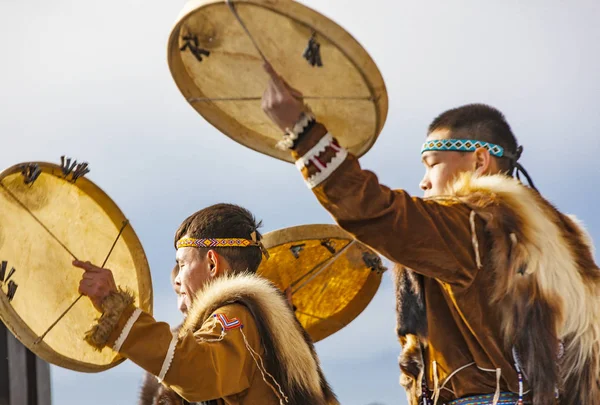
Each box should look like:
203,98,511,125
226,0,270,65
34,220,130,345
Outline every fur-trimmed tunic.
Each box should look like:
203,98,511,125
85,273,337,405
291,123,600,405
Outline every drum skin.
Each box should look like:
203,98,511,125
168,0,388,163
0,162,152,372
258,224,386,342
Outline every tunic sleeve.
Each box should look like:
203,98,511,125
91,302,259,403
292,123,483,286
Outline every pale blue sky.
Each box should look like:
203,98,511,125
1,1,599,404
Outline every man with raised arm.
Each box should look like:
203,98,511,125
75,203,337,405
261,64,600,405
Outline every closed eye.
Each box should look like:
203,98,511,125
422,151,442,168
422,160,439,169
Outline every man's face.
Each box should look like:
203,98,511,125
420,129,478,198
170,265,185,315
173,245,212,314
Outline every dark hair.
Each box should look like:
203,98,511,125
174,203,263,274
428,103,519,173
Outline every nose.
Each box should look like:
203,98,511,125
419,174,431,192
173,278,182,295
171,265,181,282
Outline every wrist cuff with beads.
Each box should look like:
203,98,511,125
276,111,316,150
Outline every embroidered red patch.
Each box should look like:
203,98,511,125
214,313,242,331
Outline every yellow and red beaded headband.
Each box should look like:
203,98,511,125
176,237,257,249
176,232,270,259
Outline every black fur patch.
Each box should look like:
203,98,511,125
394,265,427,338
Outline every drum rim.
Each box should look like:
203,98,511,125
167,0,389,163
0,161,153,372
261,223,353,248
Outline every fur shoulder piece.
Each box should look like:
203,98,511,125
182,272,337,405
446,173,600,405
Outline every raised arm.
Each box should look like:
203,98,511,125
262,66,482,285
295,125,482,284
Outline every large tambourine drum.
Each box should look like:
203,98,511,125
258,224,386,342
168,0,388,163
0,161,152,372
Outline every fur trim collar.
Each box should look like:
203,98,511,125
182,272,325,402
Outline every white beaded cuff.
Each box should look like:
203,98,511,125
157,331,179,383
112,308,142,352
295,133,348,188
294,133,334,171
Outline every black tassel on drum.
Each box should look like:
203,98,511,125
290,244,305,259
60,156,90,181
0,261,7,282
320,240,336,254
0,261,18,302
303,32,323,67
20,164,41,185
5,267,16,282
180,34,210,62
7,280,18,302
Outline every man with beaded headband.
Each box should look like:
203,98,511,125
261,64,600,405
73,203,338,405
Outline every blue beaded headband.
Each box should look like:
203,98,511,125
421,138,538,191
421,139,505,157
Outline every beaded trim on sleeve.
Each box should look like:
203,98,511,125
157,331,179,383
112,308,142,352
295,133,348,188
276,111,316,150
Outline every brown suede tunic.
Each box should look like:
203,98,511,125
293,124,522,402
107,303,280,404
92,273,338,405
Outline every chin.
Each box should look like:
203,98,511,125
177,296,189,314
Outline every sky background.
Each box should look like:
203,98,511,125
1,1,599,404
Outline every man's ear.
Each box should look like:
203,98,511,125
207,250,219,277
473,148,492,175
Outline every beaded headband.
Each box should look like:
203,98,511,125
176,238,257,249
421,139,505,157
176,231,270,259
421,138,538,191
